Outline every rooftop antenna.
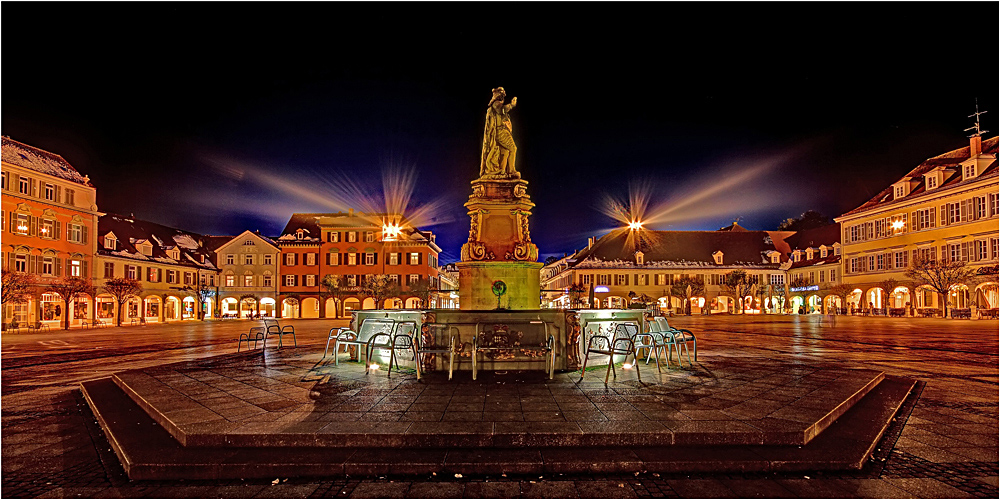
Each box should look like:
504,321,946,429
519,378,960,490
964,98,989,137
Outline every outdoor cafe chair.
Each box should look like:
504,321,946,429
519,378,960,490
654,317,696,367
416,323,457,381
263,319,296,349
383,321,419,378
579,323,641,385
325,318,396,365
237,326,266,352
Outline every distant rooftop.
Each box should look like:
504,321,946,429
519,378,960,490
1,136,92,186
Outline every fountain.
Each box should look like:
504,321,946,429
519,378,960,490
354,87,644,374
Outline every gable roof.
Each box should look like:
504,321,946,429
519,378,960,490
96,214,217,270
1,137,93,186
841,136,998,217
781,223,841,251
210,230,280,253
571,229,790,269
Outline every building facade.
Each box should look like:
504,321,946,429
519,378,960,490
834,135,998,317
2,137,99,329
211,231,281,318
783,223,843,314
94,214,219,325
276,211,442,318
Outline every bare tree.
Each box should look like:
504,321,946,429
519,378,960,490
722,270,757,314
103,277,143,327
829,283,855,313
320,274,350,318
407,276,433,309
904,256,976,318
568,282,585,308
672,276,704,315
47,277,96,330
364,274,400,309
2,267,36,327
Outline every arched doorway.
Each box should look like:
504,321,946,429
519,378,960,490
260,298,275,318
846,289,863,314
713,295,735,314
301,297,320,318
362,297,377,310
240,296,258,318
125,297,141,323
384,298,403,309
948,284,970,310
343,298,360,314
405,297,422,309
606,296,626,309
221,297,238,318
866,288,884,312
324,298,339,318
144,296,161,323
164,296,180,321
806,294,822,314
96,294,116,324
40,292,64,327
181,297,196,319
824,295,842,314
975,283,997,311
790,295,805,314
890,286,910,309
282,298,300,318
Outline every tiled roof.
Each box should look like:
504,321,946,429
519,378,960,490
571,229,788,269
788,254,841,270
96,214,217,270
841,136,998,217
782,223,841,251
1,137,92,186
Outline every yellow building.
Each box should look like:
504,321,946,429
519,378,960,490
834,135,998,317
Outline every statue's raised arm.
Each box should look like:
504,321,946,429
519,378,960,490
479,87,519,179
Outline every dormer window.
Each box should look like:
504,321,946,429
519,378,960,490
243,240,255,246
806,248,815,260
295,229,304,240
104,234,117,251
820,246,828,258
136,240,153,256
894,184,907,199
770,252,780,264
635,251,644,265
792,250,803,262
169,248,180,260
964,163,977,180
712,251,724,265
926,175,938,190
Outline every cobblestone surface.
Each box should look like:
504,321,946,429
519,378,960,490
2,316,997,498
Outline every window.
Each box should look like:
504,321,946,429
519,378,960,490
850,258,859,274
927,176,938,189
964,164,976,179
285,275,295,287
389,253,399,265
365,231,374,242
895,251,908,269
65,189,75,206
184,272,193,285
305,253,316,266
1,171,6,190
614,274,628,286
916,208,935,230
388,274,399,284
409,252,420,265
148,268,158,281
244,274,254,287
329,232,340,243
243,254,254,265
972,196,987,220
348,253,357,266
347,275,357,286
830,269,837,282
408,274,420,285
105,236,116,250
40,219,54,238
285,253,295,266
208,274,215,286
636,274,648,286
305,275,316,287
243,240,254,246
877,254,885,271
975,240,988,261
808,271,815,284
948,202,961,224
104,262,114,278
581,274,592,285
262,275,272,287
225,275,235,286
225,254,234,265
654,274,665,286
819,271,825,283
127,265,137,280
347,231,358,243
14,253,27,272
44,183,55,201
365,253,374,266
820,247,828,258
70,260,82,277
18,176,30,195
990,193,999,217
41,256,54,275
263,254,273,265
770,274,784,286
68,224,83,243
992,238,998,260
15,213,29,235
894,185,904,199
598,274,610,286
167,270,176,283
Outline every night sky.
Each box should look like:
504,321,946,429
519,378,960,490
3,3,997,263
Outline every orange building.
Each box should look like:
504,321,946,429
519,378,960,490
2,137,99,329
276,211,441,318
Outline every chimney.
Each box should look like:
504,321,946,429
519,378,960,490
970,135,982,156
588,237,595,249
348,208,354,216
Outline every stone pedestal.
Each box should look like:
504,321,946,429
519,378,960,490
458,178,541,310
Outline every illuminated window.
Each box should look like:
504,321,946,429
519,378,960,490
244,274,254,287
636,274,648,286
365,253,374,266
347,232,357,243
148,268,158,281
365,231,374,242
305,275,316,287
14,253,27,272
389,253,399,266
409,274,420,285
654,274,665,286
70,260,82,277
225,275,235,286
39,219,54,238
285,275,295,287
409,252,420,265
305,253,316,266
347,275,357,286
348,253,357,266
15,213,29,235
329,232,340,243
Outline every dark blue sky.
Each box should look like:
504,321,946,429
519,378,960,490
3,2,996,263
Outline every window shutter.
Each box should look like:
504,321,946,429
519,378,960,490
28,255,36,274
961,242,970,262
83,260,89,278
960,200,969,222
30,179,36,196
137,266,143,280
55,185,62,203
11,173,19,192
940,205,947,225
55,257,62,276
929,207,936,228
373,253,378,265
940,245,948,263
418,253,423,265
29,216,37,236
54,220,61,240
910,211,917,230
82,225,88,244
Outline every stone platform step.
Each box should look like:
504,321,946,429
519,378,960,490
80,376,915,480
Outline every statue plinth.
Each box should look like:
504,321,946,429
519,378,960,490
458,176,541,310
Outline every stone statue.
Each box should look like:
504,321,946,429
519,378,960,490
479,87,518,179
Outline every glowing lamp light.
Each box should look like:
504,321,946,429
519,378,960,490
594,286,610,293
628,220,644,231
623,363,633,370
382,222,402,242
892,220,905,230
369,363,380,371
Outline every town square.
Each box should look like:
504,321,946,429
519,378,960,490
2,2,998,499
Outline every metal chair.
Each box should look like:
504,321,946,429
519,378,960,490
416,323,457,381
263,319,296,349
326,318,396,366
579,323,641,385
654,317,696,367
472,320,555,381
385,321,418,378
238,326,266,352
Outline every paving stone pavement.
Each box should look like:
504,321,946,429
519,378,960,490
2,315,997,498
